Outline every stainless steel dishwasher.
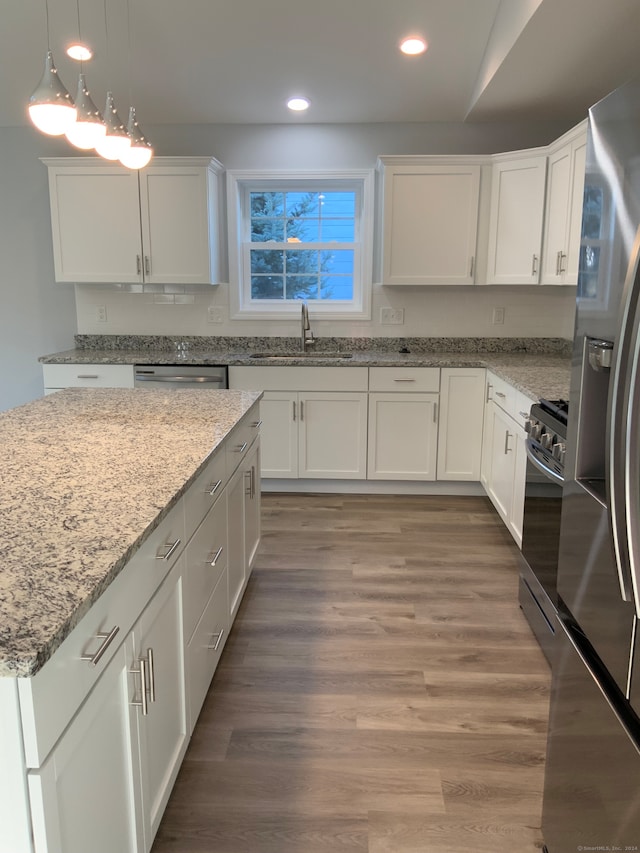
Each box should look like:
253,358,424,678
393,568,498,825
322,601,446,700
133,364,228,388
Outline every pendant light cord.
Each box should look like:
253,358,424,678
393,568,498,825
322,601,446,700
75,0,84,72
44,0,51,49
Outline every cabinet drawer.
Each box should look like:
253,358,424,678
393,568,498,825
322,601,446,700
229,365,369,392
369,367,440,392
186,568,229,732
225,408,261,475
183,494,228,642
42,363,135,389
183,447,227,541
17,498,185,768
486,372,516,416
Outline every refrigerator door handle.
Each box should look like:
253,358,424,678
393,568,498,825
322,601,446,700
609,225,640,617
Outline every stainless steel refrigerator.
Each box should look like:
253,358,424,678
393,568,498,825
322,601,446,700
542,76,640,852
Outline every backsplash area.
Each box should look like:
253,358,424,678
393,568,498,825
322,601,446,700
74,281,577,340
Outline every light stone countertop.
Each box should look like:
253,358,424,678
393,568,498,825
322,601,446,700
40,347,572,402
0,388,261,678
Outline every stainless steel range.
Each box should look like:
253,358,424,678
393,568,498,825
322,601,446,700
518,398,568,664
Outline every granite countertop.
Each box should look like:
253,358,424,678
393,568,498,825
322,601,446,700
0,388,261,678
40,341,572,402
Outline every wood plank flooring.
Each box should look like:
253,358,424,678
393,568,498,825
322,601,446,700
152,493,550,853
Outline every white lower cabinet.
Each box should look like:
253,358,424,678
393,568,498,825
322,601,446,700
28,642,143,853
481,373,533,546
436,367,486,480
227,440,261,620
259,392,299,477
299,392,368,478
368,392,438,479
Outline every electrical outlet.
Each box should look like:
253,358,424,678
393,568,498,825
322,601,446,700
492,306,505,325
380,307,404,325
96,305,107,323
207,306,224,323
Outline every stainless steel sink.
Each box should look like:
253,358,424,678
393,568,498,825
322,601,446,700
250,352,353,359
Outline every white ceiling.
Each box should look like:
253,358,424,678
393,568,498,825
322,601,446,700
5,0,640,130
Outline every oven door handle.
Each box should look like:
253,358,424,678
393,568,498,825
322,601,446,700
525,439,565,486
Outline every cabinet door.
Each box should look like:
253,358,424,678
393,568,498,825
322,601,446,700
244,442,261,574
227,464,247,620
485,403,517,525
28,644,143,853
437,368,485,481
139,167,213,285
367,393,438,480
259,391,298,478
132,565,188,849
298,392,368,478
541,143,572,284
509,426,528,547
382,164,480,285
486,156,547,284
564,136,587,283
47,166,142,283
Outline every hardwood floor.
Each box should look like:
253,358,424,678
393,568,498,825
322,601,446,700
152,494,550,853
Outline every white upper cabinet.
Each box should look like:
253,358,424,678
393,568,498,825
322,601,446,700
485,153,548,285
43,157,224,285
378,158,481,285
540,122,587,286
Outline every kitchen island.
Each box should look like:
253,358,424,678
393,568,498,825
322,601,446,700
0,387,261,853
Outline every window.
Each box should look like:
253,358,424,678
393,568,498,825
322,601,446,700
227,170,374,319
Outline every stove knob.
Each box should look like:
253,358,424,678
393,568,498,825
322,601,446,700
552,441,566,463
541,432,554,449
530,421,543,441
524,417,532,434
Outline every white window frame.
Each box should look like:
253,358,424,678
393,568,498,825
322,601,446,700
227,169,374,320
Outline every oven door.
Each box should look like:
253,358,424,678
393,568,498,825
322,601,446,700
518,438,564,663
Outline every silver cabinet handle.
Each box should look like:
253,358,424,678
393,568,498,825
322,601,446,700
504,429,512,454
76,374,99,379
532,254,539,275
433,402,438,423
393,378,416,382
244,469,252,496
144,255,151,275
208,545,224,567
292,400,296,422
495,391,506,399
207,479,222,496
136,254,142,275
235,442,248,453
559,252,567,273
251,465,256,499
469,256,475,277
207,628,225,652
80,626,120,666
146,648,155,703
486,383,493,403
131,655,148,716
556,250,562,275
300,401,304,421
251,420,263,428
155,538,181,561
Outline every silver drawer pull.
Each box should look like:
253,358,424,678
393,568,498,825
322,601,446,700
76,374,99,379
235,442,248,453
393,378,416,382
504,430,513,454
495,391,506,399
486,383,493,403
131,656,148,716
146,648,155,703
155,538,181,561
251,420,263,428
207,545,224,567
207,628,225,652
207,479,222,496
80,626,120,666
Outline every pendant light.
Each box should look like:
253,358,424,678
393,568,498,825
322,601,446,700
119,0,153,169
28,0,76,136
94,1,130,160
65,73,106,149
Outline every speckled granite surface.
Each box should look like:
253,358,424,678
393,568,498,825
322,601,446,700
0,388,261,678
41,337,572,402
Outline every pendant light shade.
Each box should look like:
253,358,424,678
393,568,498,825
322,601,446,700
28,50,76,135
65,73,106,150
120,107,153,169
94,92,131,159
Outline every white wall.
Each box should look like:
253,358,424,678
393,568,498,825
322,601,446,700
0,129,77,412
0,117,575,412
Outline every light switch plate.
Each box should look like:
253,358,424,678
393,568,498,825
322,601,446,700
96,305,107,323
492,307,505,325
380,307,404,325
207,306,224,323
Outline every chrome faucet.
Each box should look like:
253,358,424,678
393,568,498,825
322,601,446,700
301,302,315,351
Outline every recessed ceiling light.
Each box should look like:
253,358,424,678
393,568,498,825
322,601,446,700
287,97,310,112
400,37,427,56
67,43,93,61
